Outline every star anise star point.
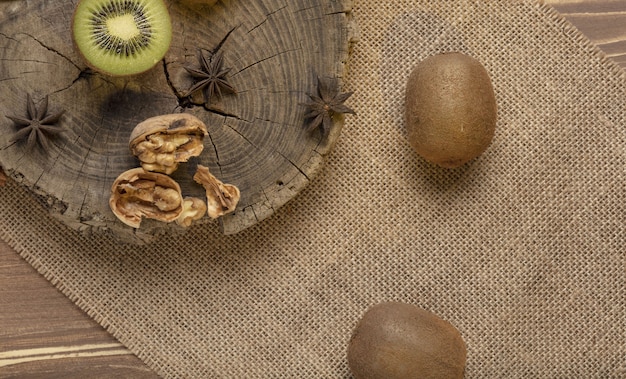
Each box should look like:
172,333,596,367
302,76,355,136
184,50,236,107
6,94,65,152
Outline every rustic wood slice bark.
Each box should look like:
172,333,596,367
0,0,357,244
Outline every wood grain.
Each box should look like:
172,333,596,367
548,0,626,66
0,239,157,378
1,1,624,377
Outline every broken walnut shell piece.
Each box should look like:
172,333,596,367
129,113,208,175
175,197,207,227
193,165,240,219
110,168,184,228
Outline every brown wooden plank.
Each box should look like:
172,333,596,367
546,0,626,13
547,0,626,66
1,1,625,377
0,355,157,379
0,240,158,378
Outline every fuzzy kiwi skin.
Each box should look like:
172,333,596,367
405,52,497,168
347,302,467,379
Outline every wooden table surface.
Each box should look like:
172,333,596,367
1,1,625,377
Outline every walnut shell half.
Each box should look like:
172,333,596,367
129,113,208,175
110,168,184,228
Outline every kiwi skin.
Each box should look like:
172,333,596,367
405,52,497,168
347,302,467,379
72,0,173,77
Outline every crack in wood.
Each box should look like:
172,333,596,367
226,119,312,183
0,31,18,45
205,129,222,175
204,107,242,120
161,59,181,104
210,26,238,56
18,32,81,72
52,69,95,96
0,58,56,65
234,47,302,75
0,76,20,83
247,5,289,34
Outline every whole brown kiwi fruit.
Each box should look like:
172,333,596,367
347,302,466,379
405,52,497,168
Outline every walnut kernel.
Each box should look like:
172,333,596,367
176,197,208,227
130,113,208,175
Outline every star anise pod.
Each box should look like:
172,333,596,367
302,76,355,136
6,94,65,152
184,50,236,106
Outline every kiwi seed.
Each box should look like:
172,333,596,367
72,0,173,77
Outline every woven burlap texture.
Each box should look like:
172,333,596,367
2,0,625,377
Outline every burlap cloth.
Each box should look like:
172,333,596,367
2,0,625,377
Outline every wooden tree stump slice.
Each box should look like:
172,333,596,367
0,0,357,244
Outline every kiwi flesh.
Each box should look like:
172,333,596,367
405,52,497,168
72,0,172,77
347,302,467,379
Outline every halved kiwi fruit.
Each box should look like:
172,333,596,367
72,0,173,77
